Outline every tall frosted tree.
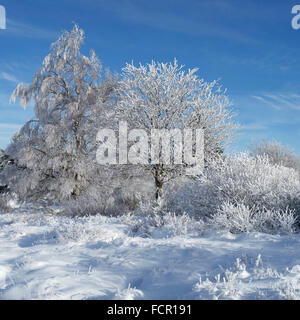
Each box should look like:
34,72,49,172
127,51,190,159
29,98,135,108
4,25,116,201
115,60,237,200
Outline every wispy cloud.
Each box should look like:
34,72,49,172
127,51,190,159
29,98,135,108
252,93,300,111
219,49,300,73
252,95,281,110
5,19,58,40
232,91,300,156
85,0,258,44
0,71,19,83
239,122,268,131
264,94,300,110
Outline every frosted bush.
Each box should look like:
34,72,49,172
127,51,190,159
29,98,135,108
62,190,142,217
256,207,297,234
250,140,300,172
209,202,256,233
167,153,300,222
120,211,205,238
209,202,297,234
62,196,109,217
193,255,293,300
148,212,205,237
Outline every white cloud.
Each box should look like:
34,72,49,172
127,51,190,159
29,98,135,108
89,0,257,44
252,95,281,110
5,19,58,40
252,93,300,111
239,122,268,131
0,72,19,83
264,94,300,110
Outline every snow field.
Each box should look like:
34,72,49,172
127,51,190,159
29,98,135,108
1,209,300,300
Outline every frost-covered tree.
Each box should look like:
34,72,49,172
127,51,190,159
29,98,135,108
249,140,300,172
115,60,237,200
4,25,116,201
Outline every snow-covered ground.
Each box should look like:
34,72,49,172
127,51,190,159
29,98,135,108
1,206,300,300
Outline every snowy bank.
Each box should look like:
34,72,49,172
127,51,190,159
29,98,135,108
1,209,300,300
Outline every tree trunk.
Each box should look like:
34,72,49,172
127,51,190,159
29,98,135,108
72,173,81,197
154,169,163,202
71,119,82,197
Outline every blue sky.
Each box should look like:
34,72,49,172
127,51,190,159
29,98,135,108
0,0,300,155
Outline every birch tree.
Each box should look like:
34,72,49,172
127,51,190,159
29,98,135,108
4,25,116,201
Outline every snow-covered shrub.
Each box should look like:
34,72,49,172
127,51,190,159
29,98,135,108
112,188,142,213
167,153,300,223
209,202,296,234
250,140,300,172
62,190,142,217
149,212,205,237
209,202,256,233
193,255,291,300
121,211,205,238
62,196,108,217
